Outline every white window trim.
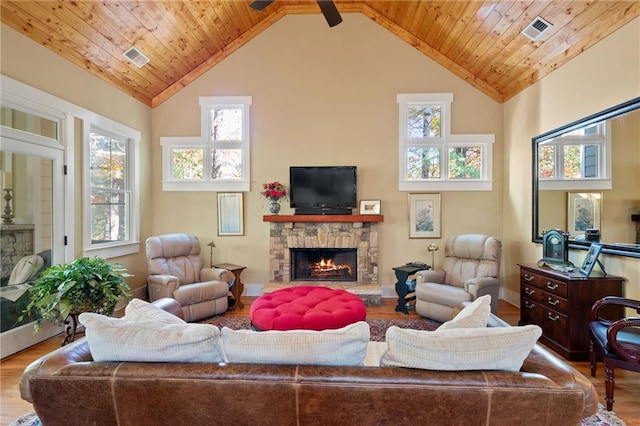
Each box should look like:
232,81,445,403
539,121,612,190
82,119,141,259
160,96,251,192
398,93,494,191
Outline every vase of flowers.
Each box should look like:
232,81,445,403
262,181,287,214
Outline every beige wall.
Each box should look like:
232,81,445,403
503,17,640,304
151,14,503,291
0,24,153,293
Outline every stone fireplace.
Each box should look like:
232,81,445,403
266,216,381,288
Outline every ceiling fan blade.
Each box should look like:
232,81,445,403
250,0,274,11
317,0,342,27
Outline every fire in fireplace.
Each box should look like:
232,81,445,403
291,248,357,282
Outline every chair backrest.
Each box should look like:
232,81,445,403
442,234,501,288
146,234,204,285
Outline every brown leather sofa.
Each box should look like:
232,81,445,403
20,299,598,426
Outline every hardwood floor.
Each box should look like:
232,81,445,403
2,298,638,425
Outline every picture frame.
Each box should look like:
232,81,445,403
408,193,441,239
217,193,244,236
359,199,381,215
567,192,602,237
579,243,603,276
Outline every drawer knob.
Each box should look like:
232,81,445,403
524,301,535,310
524,274,534,282
547,297,559,306
547,313,560,322
525,287,535,296
546,282,559,290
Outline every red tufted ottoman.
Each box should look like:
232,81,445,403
250,286,367,331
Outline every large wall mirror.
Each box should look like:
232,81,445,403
532,97,640,258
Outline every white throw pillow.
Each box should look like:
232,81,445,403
438,294,491,330
221,321,370,366
380,324,542,371
79,312,224,363
124,298,185,324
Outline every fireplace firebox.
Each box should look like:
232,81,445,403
291,248,357,282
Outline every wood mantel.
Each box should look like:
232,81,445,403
263,214,383,223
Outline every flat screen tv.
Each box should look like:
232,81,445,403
289,166,357,215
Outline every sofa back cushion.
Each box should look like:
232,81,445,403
381,324,541,371
124,298,186,324
438,295,491,330
79,312,224,363
221,321,370,366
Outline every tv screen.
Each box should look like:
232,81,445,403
289,166,357,213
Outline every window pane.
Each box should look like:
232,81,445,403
91,189,129,243
211,148,242,179
448,146,481,179
538,145,555,178
209,108,242,141
563,144,599,179
1,107,58,139
171,148,203,179
407,105,441,138
407,147,440,179
90,133,126,190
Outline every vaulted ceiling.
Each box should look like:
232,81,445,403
2,1,639,107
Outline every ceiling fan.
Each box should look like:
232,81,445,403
250,0,343,27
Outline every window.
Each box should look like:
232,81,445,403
398,93,494,191
84,124,140,258
538,121,611,190
161,96,251,191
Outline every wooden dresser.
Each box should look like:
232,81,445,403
518,263,624,361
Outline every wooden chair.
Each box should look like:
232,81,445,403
589,296,640,410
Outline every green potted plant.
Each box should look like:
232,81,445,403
21,257,131,333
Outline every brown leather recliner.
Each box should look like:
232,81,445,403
414,234,501,322
146,233,231,321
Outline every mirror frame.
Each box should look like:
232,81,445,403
532,96,640,259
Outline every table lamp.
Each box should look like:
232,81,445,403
427,243,439,268
207,240,216,268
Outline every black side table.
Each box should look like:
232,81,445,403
393,264,429,314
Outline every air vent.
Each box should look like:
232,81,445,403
521,16,552,41
123,46,150,68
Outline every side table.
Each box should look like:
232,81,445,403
392,264,429,314
213,263,246,311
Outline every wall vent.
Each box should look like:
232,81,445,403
123,46,150,68
521,16,552,41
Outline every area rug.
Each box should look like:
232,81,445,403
10,404,627,425
199,315,443,342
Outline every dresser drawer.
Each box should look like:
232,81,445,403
520,298,568,347
521,285,569,314
520,270,568,298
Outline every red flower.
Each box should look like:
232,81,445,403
262,181,287,201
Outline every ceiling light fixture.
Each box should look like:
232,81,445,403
123,46,150,68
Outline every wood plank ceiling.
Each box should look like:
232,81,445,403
2,1,639,107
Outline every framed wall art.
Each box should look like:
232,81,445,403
567,192,602,237
359,199,381,215
217,192,244,236
408,193,441,239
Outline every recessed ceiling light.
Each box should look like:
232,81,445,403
123,46,149,68
522,16,552,42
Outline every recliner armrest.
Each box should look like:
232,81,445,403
415,270,446,284
464,277,500,294
148,274,180,301
201,267,230,284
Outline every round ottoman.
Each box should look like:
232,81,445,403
250,286,367,331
